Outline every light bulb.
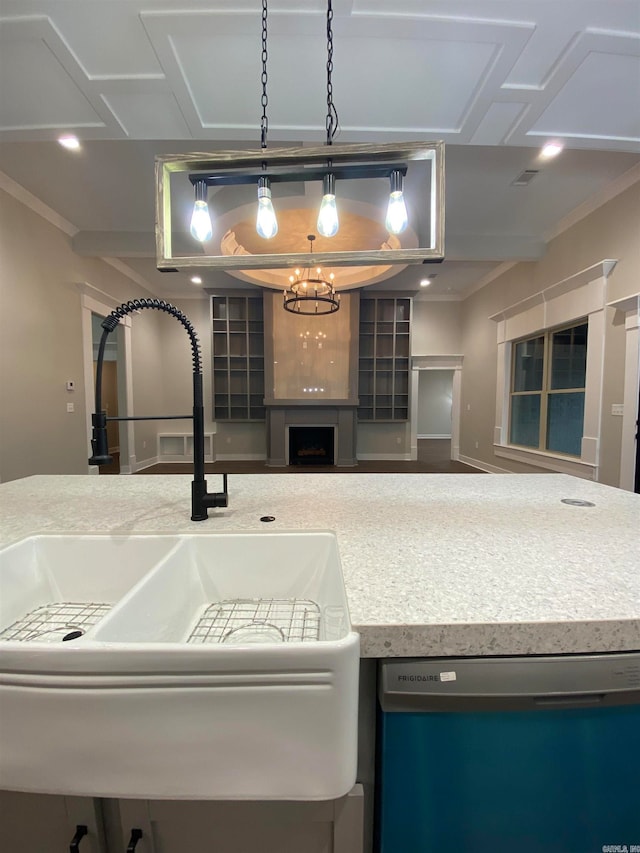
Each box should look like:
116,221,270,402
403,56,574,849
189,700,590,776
317,174,339,237
256,177,278,239
190,179,212,242
385,169,408,235
190,200,212,242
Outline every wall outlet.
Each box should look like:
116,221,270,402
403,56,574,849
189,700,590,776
66,402,74,413
475,441,479,449
611,403,624,416
396,436,402,445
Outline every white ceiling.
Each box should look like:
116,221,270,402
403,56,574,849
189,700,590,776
1,0,639,299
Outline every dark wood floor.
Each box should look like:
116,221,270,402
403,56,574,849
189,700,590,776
136,439,482,475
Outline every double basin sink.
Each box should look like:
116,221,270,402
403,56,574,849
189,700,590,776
0,532,359,800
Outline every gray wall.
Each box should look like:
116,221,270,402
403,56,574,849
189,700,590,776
411,300,462,355
356,421,411,458
417,370,453,436
0,188,163,482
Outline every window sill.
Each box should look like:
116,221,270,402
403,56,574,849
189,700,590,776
494,444,596,479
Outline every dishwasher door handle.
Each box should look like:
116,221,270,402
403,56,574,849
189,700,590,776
534,693,606,707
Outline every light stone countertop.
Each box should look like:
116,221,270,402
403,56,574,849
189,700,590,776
1,473,639,657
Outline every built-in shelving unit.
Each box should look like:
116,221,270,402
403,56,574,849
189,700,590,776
212,296,265,421
358,297,411,421
157,433,214,463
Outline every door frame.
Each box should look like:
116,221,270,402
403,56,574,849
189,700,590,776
81,286,134,474
410,355,463,461
609,294,640,491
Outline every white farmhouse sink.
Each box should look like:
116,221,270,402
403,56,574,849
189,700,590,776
0,532,359,801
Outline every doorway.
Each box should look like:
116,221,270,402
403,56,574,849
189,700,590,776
417,370,454,437
91,313,120,474
410,357,462,463
82,289,134,475
416,370,454,465
635,380,639,494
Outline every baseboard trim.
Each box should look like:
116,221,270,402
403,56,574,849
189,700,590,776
417,434,452,440
458,454,512,474
133,455,159,472
214,453,267,462
357,453,413,461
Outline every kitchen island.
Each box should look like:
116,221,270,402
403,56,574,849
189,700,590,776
1,472,639,656
1,472,639,852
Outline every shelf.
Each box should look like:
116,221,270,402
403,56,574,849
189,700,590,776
158,432,214,463
212,295,265,422
358,296,412,423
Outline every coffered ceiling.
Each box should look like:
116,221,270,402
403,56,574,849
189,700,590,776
1,0,639,299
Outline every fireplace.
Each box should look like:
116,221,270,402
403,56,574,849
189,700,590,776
288,426,335,466
265,406,357,467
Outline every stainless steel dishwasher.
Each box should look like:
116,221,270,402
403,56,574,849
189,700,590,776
377,653,640,853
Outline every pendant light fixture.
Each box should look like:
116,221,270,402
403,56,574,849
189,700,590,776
161,4,445,273
255,0,278,239
316,0,339,238
283,235,340,315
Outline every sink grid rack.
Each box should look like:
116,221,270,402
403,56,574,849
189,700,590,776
0,602,112,643
187,598,322,645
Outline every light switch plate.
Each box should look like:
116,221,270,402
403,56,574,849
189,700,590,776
611,403,624,416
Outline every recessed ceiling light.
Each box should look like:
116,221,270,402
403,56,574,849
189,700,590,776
190,276,203,285
540,141,564,159
420,278,431,287
58,134,80,150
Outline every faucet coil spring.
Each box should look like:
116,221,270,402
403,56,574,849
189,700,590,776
102,299,202,374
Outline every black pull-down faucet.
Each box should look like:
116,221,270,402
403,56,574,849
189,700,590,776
88,298,228,521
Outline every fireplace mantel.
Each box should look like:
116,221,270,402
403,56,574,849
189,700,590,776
265,404,358,467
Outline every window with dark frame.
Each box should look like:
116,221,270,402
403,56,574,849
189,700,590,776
509,321,588,457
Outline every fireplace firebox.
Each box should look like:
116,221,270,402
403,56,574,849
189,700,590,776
288,426,335,466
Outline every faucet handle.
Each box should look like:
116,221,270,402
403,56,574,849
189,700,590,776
210,473,228,507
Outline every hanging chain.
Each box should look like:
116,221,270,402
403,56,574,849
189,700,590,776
260,0,269,149
325,0,339,145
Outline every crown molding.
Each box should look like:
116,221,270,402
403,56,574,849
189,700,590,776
462,261,519,299
543,161,640,243
100,257,158,297
0,169,78,236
